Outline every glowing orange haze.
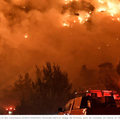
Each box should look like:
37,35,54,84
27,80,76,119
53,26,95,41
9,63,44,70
0,0,120,91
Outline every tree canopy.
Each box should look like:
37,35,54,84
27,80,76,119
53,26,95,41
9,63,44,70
14,62,74,114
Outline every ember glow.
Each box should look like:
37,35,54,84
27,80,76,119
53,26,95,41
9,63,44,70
24,35,28,39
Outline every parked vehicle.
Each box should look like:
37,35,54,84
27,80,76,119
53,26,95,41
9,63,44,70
58,90,120,115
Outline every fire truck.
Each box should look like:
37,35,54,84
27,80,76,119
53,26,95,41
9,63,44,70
76,89,120,101
58,89,120,115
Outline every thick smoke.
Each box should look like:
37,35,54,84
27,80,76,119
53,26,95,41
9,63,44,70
0,0,120,91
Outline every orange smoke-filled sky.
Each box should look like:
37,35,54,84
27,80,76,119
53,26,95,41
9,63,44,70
0,0,120,89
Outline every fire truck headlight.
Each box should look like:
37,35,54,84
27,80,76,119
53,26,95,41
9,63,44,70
82,108,87,115
8,111,12,115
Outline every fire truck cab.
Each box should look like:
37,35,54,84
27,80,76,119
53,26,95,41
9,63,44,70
58,89,120,115
86,90,120,101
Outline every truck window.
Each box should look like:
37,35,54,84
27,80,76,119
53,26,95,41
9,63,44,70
80,97,88,109
73,97,82,109
64,99,74,111
91,93,97,99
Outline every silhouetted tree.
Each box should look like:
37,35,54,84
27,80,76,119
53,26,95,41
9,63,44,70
105,74,120,91
98,62,120,91
33,62,74,114
77,65,98,89
13,73,37,114
117,61,120,76
98,62,114,86
13,73,33,103
14,62,74,114
98,62,113,73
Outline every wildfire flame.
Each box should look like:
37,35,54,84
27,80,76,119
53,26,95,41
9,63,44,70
62,0,120,27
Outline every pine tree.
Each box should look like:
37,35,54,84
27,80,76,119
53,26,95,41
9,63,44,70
34,62,74,114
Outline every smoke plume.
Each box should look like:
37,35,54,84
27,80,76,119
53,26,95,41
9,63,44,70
0,0,120,90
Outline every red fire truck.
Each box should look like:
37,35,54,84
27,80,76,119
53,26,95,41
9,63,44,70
75,89,120,101
58,89,120,115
